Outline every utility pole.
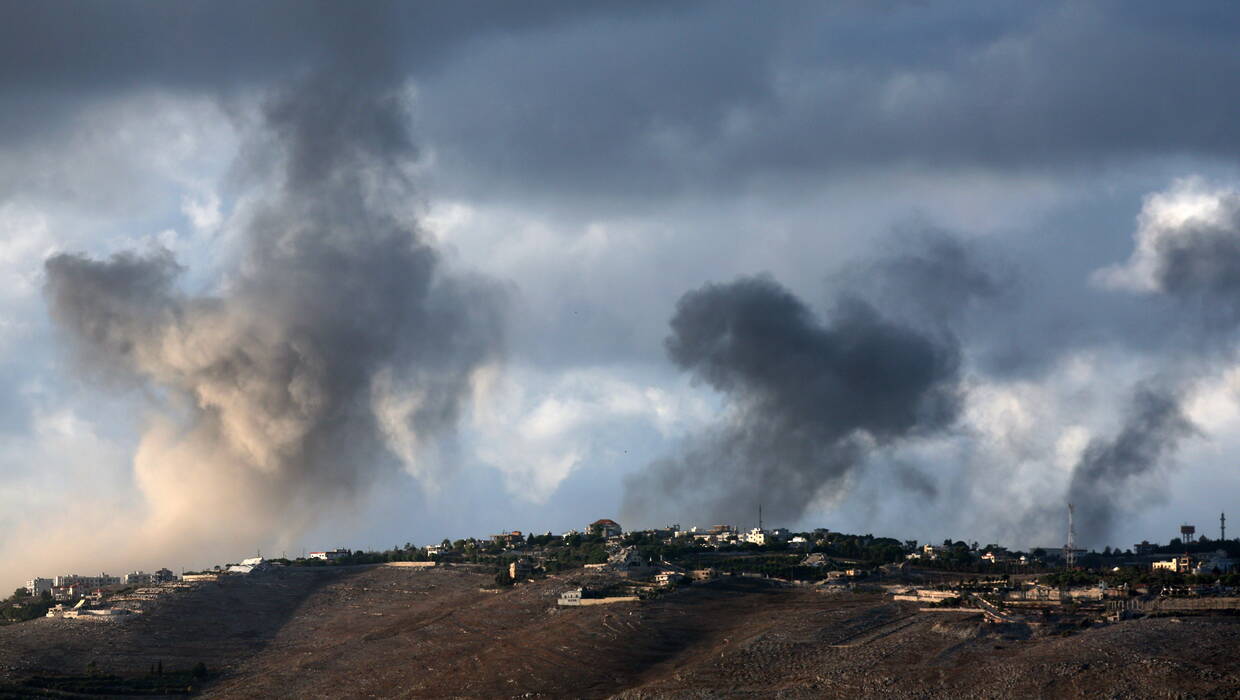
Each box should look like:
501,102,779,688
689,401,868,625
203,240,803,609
758,503,763,532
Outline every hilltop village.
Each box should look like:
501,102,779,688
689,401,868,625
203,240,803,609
7,515,1240,629
5,516,1240,696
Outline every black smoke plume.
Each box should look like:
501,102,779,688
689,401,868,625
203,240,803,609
622,275,961,527
1067,384,1195,547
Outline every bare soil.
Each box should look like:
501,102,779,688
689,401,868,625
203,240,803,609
2,565,1239,698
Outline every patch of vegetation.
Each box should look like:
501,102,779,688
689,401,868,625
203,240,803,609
0,590,54,626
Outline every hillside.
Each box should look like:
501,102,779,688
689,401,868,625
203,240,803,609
2,565,1239,698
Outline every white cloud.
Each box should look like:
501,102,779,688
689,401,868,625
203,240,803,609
1094,176,1240,292
469,364,713,503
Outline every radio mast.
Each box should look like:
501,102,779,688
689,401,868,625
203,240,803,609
1064,503,1077,568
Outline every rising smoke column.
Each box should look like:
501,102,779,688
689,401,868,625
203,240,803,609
1065,384,1195,546
622,275,961,526
42,75,505,554
1070,178,1240,545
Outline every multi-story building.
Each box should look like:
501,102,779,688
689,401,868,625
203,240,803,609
742,528,767,546
1152,554,1194,573
25,577,53,596
588,519,623,538
124,571,154,585
54,574,120,589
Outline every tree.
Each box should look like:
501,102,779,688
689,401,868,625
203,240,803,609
494,570,514,587
192,662,208,679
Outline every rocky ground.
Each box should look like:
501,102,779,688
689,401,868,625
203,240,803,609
1,565,1239,698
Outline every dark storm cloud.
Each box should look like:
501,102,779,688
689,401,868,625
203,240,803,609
6,1,1240,197
0,0,672,90
1066,384,1195,547
416,1,1240,199
0,0,679,152
44,72,506,512
622,276,960,526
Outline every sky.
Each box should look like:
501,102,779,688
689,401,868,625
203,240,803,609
4,1,1240,588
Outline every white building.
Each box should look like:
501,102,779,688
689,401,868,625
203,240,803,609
228,557,272,575
308,549,350,561
655,565,687,587
123,571,153,585
742,528,767,546
54,574,120,589
25,577,53,596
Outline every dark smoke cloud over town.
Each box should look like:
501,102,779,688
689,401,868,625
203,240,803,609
8,2,1240,589
623,276,961,526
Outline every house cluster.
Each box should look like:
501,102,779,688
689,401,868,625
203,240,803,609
25,569,177,604
671,524,800,548
1150,550,1236,575
904,543,1033,566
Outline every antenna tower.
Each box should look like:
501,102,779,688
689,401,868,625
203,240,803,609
758,503,763,532
1064,503,1077,568
1222,512,1227,541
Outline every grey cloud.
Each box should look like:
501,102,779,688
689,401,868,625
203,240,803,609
8,2,1240,202
833,231,1011,334
0,1,670,91
416,2,1240,201
622,275,960,526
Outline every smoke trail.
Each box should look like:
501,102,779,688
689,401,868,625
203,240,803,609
622,275,960,526
1066,383,1195,547
42,75,505,555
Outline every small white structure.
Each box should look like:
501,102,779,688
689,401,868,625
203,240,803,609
654,564,688,587
309,549,350,561
228,557,272,575
558,588,584,606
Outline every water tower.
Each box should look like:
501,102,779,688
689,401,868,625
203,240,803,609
1180,524,1196,545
